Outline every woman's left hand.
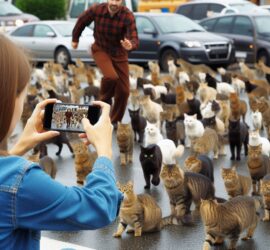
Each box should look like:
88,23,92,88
10,99,60,156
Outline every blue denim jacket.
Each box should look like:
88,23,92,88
0,155,123,250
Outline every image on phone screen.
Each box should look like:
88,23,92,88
44,103,100,133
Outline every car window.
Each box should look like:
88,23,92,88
200,19,217,31
192,4,208,20
232,16,253,36
136,17,155,34
209,4,224,13
11,25,34,37
33,25,54,37
214,16,234,33
176,5,192,17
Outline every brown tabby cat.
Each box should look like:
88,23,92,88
113,181,171,237
260,174,270,221
116,123,134,166
221,166,252,199
247,144,270,195
72,141,98,185
200,196,259,250
256,97,270,139
160,164,215,225
192,128,219,159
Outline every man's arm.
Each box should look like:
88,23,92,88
125,13,139,50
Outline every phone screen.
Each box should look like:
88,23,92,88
44,103,100,133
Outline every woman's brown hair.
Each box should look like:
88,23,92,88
0,34,31,143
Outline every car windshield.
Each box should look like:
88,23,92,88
254,16,270,36
0,2,22,16
52,23,93,37
229,2,258,12
152,15,205,33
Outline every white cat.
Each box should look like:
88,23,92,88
168,59,177,78
129,76,137,90
231,77,245,94
251,110,263,130
178,71,190,85
157,139,184,165
249,130,270,157
216,82,235,96
198,72,206,83
144,122,163,147
184,114,205,147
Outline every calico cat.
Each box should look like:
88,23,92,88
184,155,214,182
116,123,134,166
200,196,259,250
144,122,163,146
139,144,162,189
113,181,171,237
192,128,219,159
249,130,270,157
140,95,163,124
128,108,147,143
221,166,252,198
72,141,98,185
160,164,215,225
165,119,185,146
247,144,270,195
260,174,270,221
228,119,249,161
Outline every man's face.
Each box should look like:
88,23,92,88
108,0,123,14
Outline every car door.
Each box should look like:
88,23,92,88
31,24,57,60
231,16,255,63
128,16,160,62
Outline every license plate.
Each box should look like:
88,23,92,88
235,51,247,58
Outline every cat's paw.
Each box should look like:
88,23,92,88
144,185,150,189
126,228,135,234
202,241,211,250
230,156,235,160
180,214,194,226
262,217,270,222
236,156,241,161
113,232,122,238
151,178,160,186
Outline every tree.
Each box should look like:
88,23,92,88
16,0,66,20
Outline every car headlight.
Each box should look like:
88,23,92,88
15,19,24,27
183,41,202,48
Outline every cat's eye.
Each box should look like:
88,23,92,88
150,154,154,158
144,154,148,157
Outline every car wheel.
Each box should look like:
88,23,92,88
160,49,177,72
55,47,71,68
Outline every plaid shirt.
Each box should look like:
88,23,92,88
72,3,138,57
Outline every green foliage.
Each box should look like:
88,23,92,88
15,0,67,20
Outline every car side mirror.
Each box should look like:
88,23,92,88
143,28,157,35
46,31,56,37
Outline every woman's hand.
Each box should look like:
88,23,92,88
10,99,60,156
79,101,113,159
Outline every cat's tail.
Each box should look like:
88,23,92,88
173,144,185,160
160,216,175,229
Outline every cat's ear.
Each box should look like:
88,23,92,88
193,114,197,119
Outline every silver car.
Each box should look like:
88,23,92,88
8,20,94,67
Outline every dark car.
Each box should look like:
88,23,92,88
129,12,235,71
0,1,39,32
199,13,270,65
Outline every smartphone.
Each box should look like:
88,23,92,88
43,103,101,133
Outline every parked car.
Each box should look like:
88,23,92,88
259,5,270,13
8,21,94,67
0,1,39,32
199,13,270,65
175,0,268,22
129,12,235,71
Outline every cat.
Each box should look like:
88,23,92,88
256,97,270,139
260,174,270,221
192,128,219,159
247,144,270,196
251,110,263,131
197,83,217,108
217,67,232,84
186,97,202,120
229,93,247,122
129,89,140,109
231,76,245,94
200,196,259,250
184,155,214,182
183,114,205,148
178,71,190,85
116,123,134,166
71,141,98,185
205,73,217,89
228,119,249,161
143,83,168,100
249,130,270,157
157,139,184,165
160,93,176,105
83,85,100,103
113,181,171,237
165,119,185,146
217,99,231,130
140,95,163,124
221,166,252,198
160,164,215,225
129,64,144,78
175,85,186,105
216,82,235,97
139,144,162,189
68,85,84,104
144,121,163,146
128,108,147,143
167,59,177,79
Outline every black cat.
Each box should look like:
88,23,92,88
143,87,155,100
139,144,162,189
160,93,176,104
186,98,202,120
128,108,147,143
205,73,217,89
165,119,185,146
228,119,249,161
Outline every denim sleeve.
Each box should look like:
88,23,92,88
15,157,123,231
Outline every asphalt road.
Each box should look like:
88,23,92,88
41,91,270,250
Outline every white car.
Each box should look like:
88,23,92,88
8,20,94,67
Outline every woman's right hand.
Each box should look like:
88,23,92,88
79,101,113,159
